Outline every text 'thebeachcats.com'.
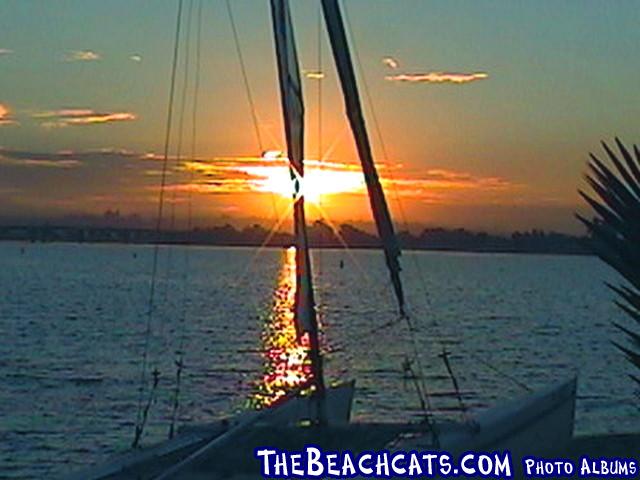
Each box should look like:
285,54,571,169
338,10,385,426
255,446,638,478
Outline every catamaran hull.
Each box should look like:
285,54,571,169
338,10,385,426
264,380,355,426
64,381,356,480
65,378,576,479
423,376,577,456
454,377,576,457
392,376,578,479
160,377,577,479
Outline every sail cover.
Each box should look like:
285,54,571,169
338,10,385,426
270,0,319,340
321,0,406,316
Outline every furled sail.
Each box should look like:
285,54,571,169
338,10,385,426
269,0,325,395
321,0,406,316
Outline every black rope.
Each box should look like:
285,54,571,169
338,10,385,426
133,0,184,449
168,357,184,439
225,0,279,223
133,368,161,448
467,351,533,393
162,0,195,307
439,347,469,422
225,0,263,152
315,4,327,345
169,0,203,440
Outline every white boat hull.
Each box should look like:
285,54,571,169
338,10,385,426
261,380,355,426
64,381,356,480
64,378,576,479
403,376,577,456
387,376,578,479
455,376,576,456
160,377,576,480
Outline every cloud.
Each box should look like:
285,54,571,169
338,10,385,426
0,148,82,168
0,48,13,56
390,168,513,192
172,154,516,203
0,157,81,169
0,103,18,126
130,54,142,63
173,155,362,196
0,147,142,171
0,147,170,219
382,56,399,69
381,57,487,85
386,71,489,84
381,167,520,206
303,70,324,80
0,146,522,219
34,109,136,127
65,50,101,62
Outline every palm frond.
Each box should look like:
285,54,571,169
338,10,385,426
581,139,640,382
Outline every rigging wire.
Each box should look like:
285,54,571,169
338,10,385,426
310,3,406,359
225,0,279,222
224,3,389,379
342,1,531,421
467,350,532,393
308,37,410,375
133,0,184,449
163,0,196,308
340,2,437,427
315,3,326,339
316,6,323,179
168,0,204,440
225,0,264,153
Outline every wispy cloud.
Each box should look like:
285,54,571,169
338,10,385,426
0,148,82,168
382,56,399,69
0,147,173,217
34,109,136,127
0,103,18,126
0,157,81,169
65,50,101,62
171,155,360,196
390,168,513,193
0,48,13,56
0,147,142,170
303,70,324,80
172,154,515,202
129,54,142,63
386,71,489,84
0,146,522,219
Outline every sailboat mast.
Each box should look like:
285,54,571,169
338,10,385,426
321,0,406,317
269,0,326,404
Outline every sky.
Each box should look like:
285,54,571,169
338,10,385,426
1,0,640,234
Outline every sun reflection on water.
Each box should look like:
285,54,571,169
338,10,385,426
250,246,313,409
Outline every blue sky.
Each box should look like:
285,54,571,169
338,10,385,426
1,0,639,232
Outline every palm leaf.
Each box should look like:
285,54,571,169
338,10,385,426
581,139,640,385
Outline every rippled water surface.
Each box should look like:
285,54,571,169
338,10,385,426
0,242,636,478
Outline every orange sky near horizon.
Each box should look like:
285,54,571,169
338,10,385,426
2,0,639,234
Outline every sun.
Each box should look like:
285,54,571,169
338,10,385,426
240,160,365,204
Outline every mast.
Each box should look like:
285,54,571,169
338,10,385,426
321,0,406,317
269,0,326,408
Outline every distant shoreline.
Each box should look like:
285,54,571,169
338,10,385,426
0,238,594,256
0,223,591,256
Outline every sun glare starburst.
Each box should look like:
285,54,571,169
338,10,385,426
241,161,364,203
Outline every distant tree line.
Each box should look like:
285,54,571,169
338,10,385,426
0,220,589,255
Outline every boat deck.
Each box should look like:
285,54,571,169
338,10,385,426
66,378,578,480
65,422,419,480
165,422,419,479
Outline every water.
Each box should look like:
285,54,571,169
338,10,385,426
0,242,636,478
